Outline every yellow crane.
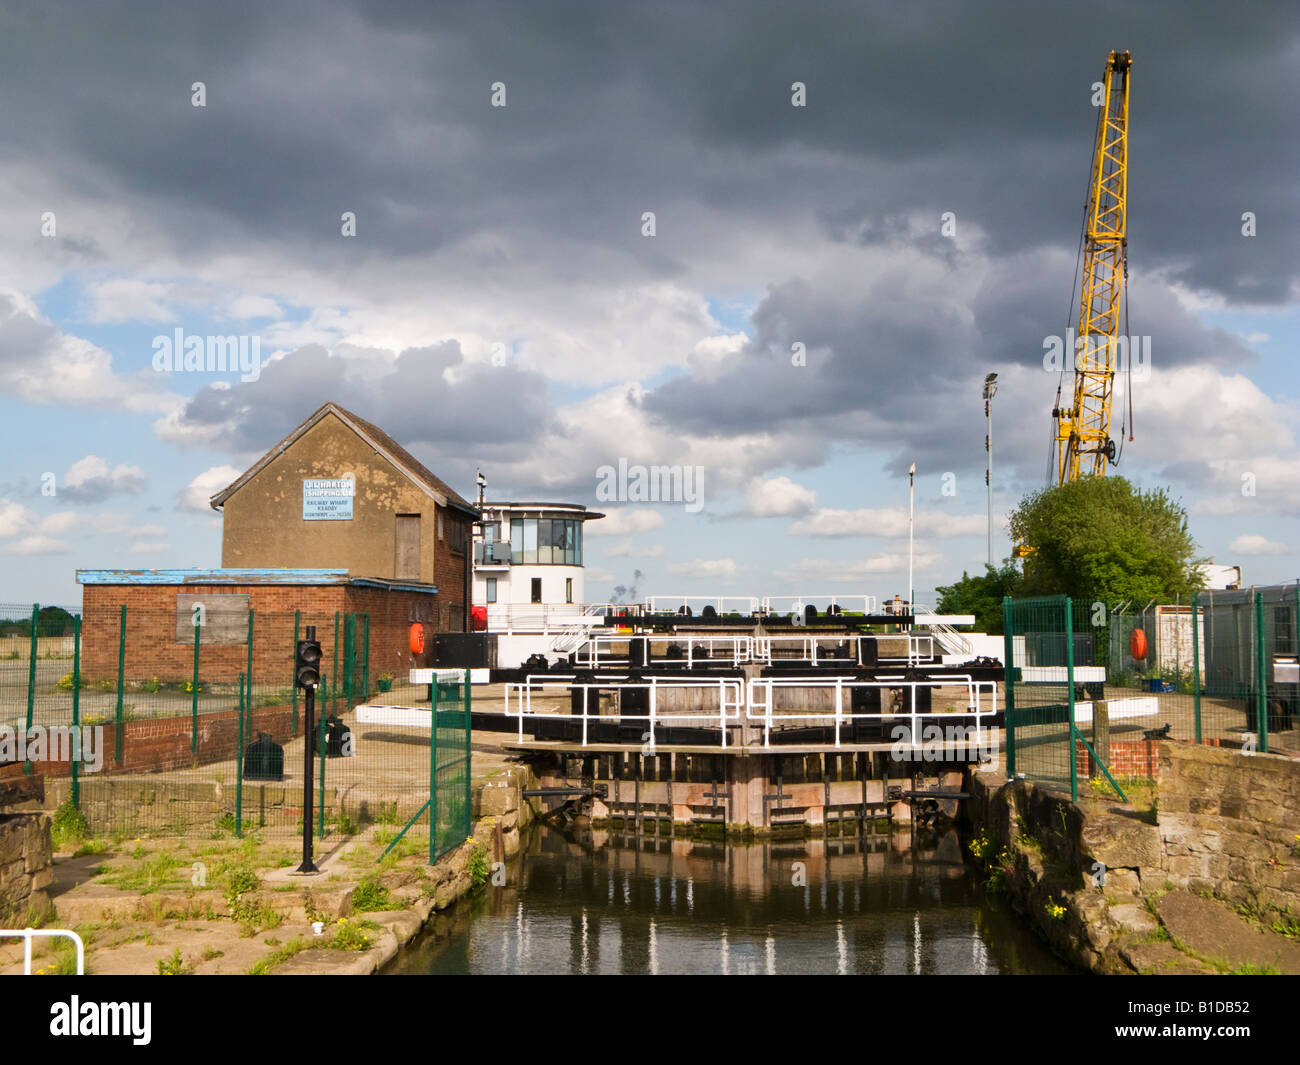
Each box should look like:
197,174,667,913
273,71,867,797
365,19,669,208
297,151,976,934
1052,49,1132,483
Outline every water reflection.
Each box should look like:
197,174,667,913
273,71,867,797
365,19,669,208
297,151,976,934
392,825,1068,975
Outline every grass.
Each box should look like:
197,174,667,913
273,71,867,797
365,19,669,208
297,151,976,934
99,852,185,894
50,800,90,850
247,936,312,975
156,948,192,976
350,874,402,912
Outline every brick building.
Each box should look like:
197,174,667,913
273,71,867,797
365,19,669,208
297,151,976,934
76,401,480,685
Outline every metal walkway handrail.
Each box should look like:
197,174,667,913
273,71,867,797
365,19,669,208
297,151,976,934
2,928,86,974
747,674,998,749
755,633,935,667
761,594,878,616
505,674,744,748
644,595,760,614
574,633,753,669
503,671,995,752
912,604,973,656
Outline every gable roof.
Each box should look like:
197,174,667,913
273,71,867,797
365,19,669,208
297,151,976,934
208,402,479,517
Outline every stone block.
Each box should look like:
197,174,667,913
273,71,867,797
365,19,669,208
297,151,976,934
1108,901,1158,936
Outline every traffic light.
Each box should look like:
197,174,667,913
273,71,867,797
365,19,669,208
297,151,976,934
295,636,322,690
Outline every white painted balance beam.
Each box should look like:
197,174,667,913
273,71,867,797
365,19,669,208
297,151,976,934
1018,666,1107,683
410,667,490,685
1073,697,1160,724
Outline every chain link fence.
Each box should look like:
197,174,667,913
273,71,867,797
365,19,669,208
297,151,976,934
1004,584,1300,798
1,602,469,852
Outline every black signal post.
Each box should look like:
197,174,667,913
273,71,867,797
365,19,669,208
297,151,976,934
295,626,323,873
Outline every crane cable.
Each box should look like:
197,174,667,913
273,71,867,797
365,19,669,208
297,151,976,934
1113,250,1134,466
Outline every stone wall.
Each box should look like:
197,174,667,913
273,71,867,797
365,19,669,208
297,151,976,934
967,739,1300,973
1157,741,1300,913
0,813,53,924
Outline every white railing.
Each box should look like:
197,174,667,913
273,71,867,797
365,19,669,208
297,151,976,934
2,928,86,974
644,596,760,615
575,634,753,669
505,674,745,748
550,604,615,655
502,671,995,751
755,634,935,667
911,604,973,656
746,674,998,749
761,595,879,616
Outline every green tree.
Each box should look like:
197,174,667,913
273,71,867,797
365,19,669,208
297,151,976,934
1008,477,1203,603
935,563,1019,634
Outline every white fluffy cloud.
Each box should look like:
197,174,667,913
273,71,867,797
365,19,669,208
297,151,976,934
667,558,738,578
746,476,817,517
1229,534,1288,556
584,508,665,536
788,507,986,539
772,552,943,583
60,455,148,503
177,465,242,514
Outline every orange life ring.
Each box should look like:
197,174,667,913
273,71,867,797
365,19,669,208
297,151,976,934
1129,627,1148,662
409,622,425,655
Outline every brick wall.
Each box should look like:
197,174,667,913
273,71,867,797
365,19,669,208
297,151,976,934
36,704,296,776
1076,737,1162,780
80,582,450,686
432,504,470,630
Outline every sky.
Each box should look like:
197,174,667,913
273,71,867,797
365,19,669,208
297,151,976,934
0,0,1297,611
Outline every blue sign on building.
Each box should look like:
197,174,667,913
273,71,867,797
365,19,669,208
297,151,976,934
303,477,354,520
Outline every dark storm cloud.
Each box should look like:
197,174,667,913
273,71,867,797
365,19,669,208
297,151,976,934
3,0,1294,498
1,0,1293,295
173,339,553,464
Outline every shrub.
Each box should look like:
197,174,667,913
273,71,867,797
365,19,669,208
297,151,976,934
51,800,90,849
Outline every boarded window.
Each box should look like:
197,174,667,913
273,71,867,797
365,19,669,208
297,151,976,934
176,595,249,644
396,514,421,579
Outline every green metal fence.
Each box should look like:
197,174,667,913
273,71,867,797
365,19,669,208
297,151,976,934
0,602,422,840
378,668,472,864
1004,584,1300,797
1003,596,1077,795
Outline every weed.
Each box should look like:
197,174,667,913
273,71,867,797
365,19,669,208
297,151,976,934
156,948,192,976
248,936,311,975
468,840,491,887
200,947,224,962
328,917,378,951
351,874,401,912
50,800,90,850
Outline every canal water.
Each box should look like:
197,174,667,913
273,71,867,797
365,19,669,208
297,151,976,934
389,824,1069,975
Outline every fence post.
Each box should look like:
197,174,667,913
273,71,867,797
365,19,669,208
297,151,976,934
362,614,370,699
1065,596,1077,803
343,614,354,710
115,604,126,765
332,612,340,718
70,614,81,809
1191,592,1202,744
1002,597,1016,778
236,673,245,838
292,610,300,737
429,674,439,865
463,667,472,844
245,608,255,729
1254,591,1268,754
191,619,201,755
23,604,38,774
317,678,328,838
